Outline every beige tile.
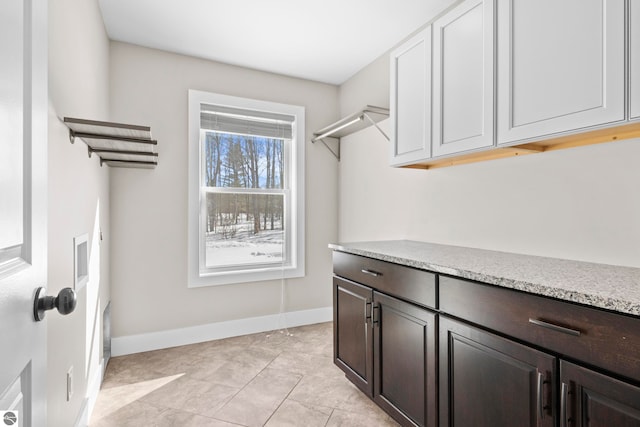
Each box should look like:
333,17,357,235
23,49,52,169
264,399,332,427
214,368,302,426
287,374,362,409
139,375,239,414
249,329,311,353
267,351,342,378
199,359,266,389
102,356,170,389
232,344,281,366
92,374,185,421
326,408,400,427
155,409,240,426
90,400,166,427
190,333,260,360
94,322,393,427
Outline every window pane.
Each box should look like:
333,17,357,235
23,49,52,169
203,132,284,189
205,192,285,268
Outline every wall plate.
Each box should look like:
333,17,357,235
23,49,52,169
73,234,89,290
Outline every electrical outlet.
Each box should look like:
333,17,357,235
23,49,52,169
66,367,73,401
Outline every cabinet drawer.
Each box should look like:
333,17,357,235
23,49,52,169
333,251,437,309
440,276,640,382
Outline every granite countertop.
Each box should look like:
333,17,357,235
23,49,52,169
329,240,640,317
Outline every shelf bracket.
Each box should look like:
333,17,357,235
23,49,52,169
310,106,389,161
362,112,390,142
314,137,340,161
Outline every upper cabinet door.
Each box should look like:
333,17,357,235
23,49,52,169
497,0,625,146
631,1,640,121
390,27,432,166
432,0,495,157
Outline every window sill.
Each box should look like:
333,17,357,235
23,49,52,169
188,265,305,288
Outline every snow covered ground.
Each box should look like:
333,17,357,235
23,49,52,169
205,223,284,268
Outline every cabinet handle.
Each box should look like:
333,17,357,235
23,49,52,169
361,269,382,277
372,304,380,325
560,382,570,427
536,371,543,425
365,302,372,324
528,318,581,337
536,371,548,426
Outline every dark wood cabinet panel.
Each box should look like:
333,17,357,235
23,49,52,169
440,275,640,383
561,361,640,427
333,251,437,309
332,248,640,427
439,316,555,427
333,277,373,396
373,291,437,427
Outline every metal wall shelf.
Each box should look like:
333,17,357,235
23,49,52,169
63,117,158,168
311,106,390,160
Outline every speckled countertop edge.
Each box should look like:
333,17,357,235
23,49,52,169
329,240,640,317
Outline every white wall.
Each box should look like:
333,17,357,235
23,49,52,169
108,42,339,340
338,60,640,268
48,0,111,425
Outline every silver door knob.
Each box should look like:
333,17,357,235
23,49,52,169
33,287,77,322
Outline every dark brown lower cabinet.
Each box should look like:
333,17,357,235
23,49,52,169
333,275,436,426
439,316,556,427
333,277,373,396
373,291,436,427
560,361,640,427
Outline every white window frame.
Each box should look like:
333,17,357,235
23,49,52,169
188,90,305,287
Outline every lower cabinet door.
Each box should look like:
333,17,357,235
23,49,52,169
373,291,436,427
560,361,640,427
333,277,373,396
439,316,556,427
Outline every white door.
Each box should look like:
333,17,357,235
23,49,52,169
0,0,48,426
631,0,640,121
497,0,625,145
390,26,432,166
432,0,495,157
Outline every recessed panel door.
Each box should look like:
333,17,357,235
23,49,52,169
497,0,625,145
432,0,495,157
0,0,48,425
373,291,436,427
333,277,373,396
439,317,556,427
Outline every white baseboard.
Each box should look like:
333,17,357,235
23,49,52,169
111,306,333,357
74,359,103,427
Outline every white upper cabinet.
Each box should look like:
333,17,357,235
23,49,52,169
631,1,640,121
432,0,495,157
497,0,625,146
390,27,432,166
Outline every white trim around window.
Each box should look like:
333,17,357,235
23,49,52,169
188,90,305,287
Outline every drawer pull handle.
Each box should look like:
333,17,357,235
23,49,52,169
361,269,382,277
528,318,581,337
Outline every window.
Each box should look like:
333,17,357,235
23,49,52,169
188,91,305,286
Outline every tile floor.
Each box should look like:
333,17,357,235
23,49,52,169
90,322,399,426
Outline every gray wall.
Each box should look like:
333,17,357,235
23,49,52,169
108,42,339,339
48,0,111,425
338,54,640,268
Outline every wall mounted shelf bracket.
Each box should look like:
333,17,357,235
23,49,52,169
64,117,158,169
311,106,390,161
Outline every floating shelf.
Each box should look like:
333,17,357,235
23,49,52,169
311,105,390,160
63,117,158,168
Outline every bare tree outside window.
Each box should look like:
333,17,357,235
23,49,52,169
189,90,304,286
202,132,287,268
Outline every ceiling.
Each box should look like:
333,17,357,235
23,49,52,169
98,0,456,85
